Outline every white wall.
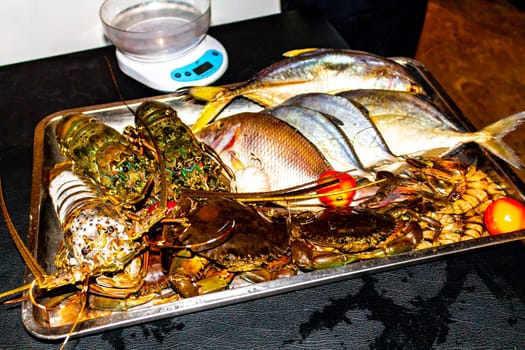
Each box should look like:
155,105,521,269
0,0,281,66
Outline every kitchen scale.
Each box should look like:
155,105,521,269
100,0,228,92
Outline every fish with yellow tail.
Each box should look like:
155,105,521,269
340,89,525,169
189,48,425,132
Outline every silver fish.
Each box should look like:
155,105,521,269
263,104,364,173
338,89,459,131
189,48,425,132
195,112,333,191
280,93,399,169
340,90,525,168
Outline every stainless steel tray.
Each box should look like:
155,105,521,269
23,58,525,339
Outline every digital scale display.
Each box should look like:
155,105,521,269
193,61,213,75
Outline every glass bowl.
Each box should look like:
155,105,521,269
100,0,210,61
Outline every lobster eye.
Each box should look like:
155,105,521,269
121,161,130,172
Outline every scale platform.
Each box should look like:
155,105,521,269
116,35,228,91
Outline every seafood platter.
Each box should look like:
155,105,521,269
2,48,525,342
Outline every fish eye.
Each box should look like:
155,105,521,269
217,120,224,129
409,83,422,94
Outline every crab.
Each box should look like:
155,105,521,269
290,206,422,270
162,197,296,297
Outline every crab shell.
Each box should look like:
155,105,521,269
175,198,290,272
292,207,396,253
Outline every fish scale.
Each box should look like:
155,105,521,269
280,93,399,169
189,48,425,132
264,104,364,173
196,112,333,192
340,89,525,169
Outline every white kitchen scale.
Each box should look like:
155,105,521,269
115,35,227,91
100,0,227,92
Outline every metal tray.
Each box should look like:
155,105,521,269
23,58,525,339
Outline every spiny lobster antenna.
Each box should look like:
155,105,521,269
104,55,135,117
0,179,46,297
180,172,386,204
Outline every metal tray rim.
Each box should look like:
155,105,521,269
22,58,525,340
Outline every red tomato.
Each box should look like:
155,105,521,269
483,197,525,235
316,171,357,208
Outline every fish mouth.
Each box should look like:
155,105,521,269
199,123,240,154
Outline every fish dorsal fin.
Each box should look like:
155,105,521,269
282,48,319,57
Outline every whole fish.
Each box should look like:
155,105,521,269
195,112,333,192
280,93,399,168
189,48,425,132
263,104,365,174
340,90,525,168
338,89,459,131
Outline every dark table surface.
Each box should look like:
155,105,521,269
1,10,525,350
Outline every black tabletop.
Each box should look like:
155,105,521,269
1,10,525,350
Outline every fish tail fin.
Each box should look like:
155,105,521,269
191,97,233,133
188,86,227,102
188,86,233,132
478,111,525,169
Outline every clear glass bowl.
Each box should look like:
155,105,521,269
100,0,210,61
